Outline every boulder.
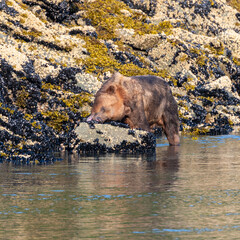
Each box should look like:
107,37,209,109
71,122,156,153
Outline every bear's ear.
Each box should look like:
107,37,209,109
112,72,124,84
112,71,122,79
106,85,116,95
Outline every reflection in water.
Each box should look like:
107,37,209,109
0,135,240,239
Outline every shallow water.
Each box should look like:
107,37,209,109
1,134,240,239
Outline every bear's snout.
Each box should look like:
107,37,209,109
87,114,103,123
95,116,103,122
86,115,93,122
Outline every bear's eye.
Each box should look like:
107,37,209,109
101,107,106,113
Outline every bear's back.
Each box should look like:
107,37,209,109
131,75,170,93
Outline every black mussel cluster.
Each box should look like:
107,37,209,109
22,0,81,24
0,101,64,164
178,0,222,34
122,0,157,16
179,86,239,135
112,51,144,68
75,133,156,154
0,60,84,163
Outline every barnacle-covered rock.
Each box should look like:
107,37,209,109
75,73,102,95
72,122,156,153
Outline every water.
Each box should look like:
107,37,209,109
1,134,240,239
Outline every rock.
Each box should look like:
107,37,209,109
75,73,102,94
34,59,61,79
204,76,238,97
118,33,162,50
120,9,132,17
115,28,135,40
72,122,156,153
218,29,240,55
0,43,29,72
203,76,240,101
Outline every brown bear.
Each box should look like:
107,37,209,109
87,72,180,145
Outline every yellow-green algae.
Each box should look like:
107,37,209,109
22,29,43,38
233,57,240,66
31,120,41,130
196,55,208,66
24,113,33,121
61,92,91,113
41,110,70,133
229,119,234,126
76,0,173,40
197,96,215,102
182,126,211,136
42,82,61,91
204,42,224,55
16,86,29,109
20,13,28,18
5,0,13,7
17,1,29,10
226,0,240,11
82,36,170,78
0,152,8,158
0,102,15,115
179,54,189,62
39,88,92,132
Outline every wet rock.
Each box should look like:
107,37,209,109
72,122,156,153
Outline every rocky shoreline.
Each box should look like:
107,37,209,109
0,0,239,163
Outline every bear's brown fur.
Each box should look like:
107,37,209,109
87,72,180,145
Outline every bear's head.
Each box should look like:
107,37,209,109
87,83,130,123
